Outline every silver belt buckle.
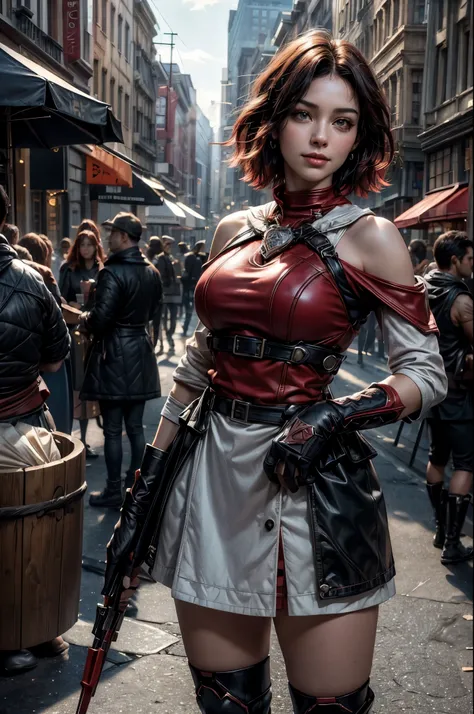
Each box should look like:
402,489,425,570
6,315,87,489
232,335,266,359
230,399,251,423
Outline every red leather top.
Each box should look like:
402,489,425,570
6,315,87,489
194,214,437,405
196,239,356,404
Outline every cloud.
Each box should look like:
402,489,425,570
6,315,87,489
183,0,220,9
180,48,217,63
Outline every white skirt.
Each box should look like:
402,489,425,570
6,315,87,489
151,411,396,617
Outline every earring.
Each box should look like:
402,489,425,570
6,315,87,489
349,152,354,160
270,138,277,150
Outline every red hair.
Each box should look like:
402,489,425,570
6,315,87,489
66,230,105,270
228,29,394,198
77,219,101,242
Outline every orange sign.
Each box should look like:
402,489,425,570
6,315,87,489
86,146,133,187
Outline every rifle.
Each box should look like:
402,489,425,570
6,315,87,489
75,391,210,713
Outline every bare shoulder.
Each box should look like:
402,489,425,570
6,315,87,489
209,209,251,259
452,292,473,322
347,215,415,286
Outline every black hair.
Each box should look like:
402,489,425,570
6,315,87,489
433,231,473,270
0,185,9,226
408,238,427,262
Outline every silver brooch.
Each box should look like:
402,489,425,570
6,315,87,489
260,225,296,261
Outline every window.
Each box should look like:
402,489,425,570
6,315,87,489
101,0,107,34
411,69,423,124
156,95,167,128
458,20,470,92
118,87,123,123
93,59,99,97
390,73,398,123
111,4,116,44
428,147,453,190
436,0,446,31
101,69,107,102
118,14,123,53
392,0,400,32
435,44,448,105
464,137,472,180
413,0,426,24
124,94,130,128
125,22,130,61
350,0,356,22
93,0,99,24
110,77,115,109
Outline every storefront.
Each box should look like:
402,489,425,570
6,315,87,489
0,41,122,242
394,183,469,244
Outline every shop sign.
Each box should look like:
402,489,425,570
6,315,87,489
63,0,81,63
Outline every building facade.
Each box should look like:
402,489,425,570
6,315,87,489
132,0,158,174
0,0,95,241
195,106,213,224
416,0,472,240
332,0,429,237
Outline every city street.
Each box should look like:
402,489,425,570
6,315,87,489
0,333,472,714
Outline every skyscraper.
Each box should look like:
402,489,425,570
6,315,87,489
228,0,293,109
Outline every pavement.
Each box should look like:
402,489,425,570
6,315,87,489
0,331,472,714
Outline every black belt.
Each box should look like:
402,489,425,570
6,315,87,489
210,334,344,373
211,394,296,425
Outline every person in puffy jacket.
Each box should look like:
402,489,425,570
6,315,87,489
80,212,163,508
0,185,71,677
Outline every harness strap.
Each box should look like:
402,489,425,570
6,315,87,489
209,334,344,373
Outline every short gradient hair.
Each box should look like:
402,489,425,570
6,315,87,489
229,29,394,197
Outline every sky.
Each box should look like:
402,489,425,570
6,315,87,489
149,0,238,126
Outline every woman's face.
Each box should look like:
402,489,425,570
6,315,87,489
79,237,96,261
278,74,360,192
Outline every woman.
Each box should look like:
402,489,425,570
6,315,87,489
108,31,447,713
60,229,105,457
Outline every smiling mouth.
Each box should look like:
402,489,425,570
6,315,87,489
302,155,330,167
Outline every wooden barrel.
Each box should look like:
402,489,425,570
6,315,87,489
0,433,86,650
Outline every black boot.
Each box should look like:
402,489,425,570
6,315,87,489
289,679,374,713
189,656,272,713
89,479,123,508
426,482,448,548
0,650,38,676
441,494,474,565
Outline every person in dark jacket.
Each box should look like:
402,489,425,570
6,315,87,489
156,236,182,354
147,236,164,353
181,240,206,336
424,231,473,565
0,185,71,676
80,212,163,508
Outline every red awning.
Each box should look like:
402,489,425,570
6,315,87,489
394,184,468,229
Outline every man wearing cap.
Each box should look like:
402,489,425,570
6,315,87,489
181,240,207,336
80,212,163,508
156,236,182,354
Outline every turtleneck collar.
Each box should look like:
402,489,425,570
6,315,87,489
273,183,351,229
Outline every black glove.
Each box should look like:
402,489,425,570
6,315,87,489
264,383,404,493
102,444,169,597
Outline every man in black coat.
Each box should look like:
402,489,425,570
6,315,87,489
80,213,163,508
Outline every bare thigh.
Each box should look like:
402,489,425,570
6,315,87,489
175,599,272,671
274,606,379,696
